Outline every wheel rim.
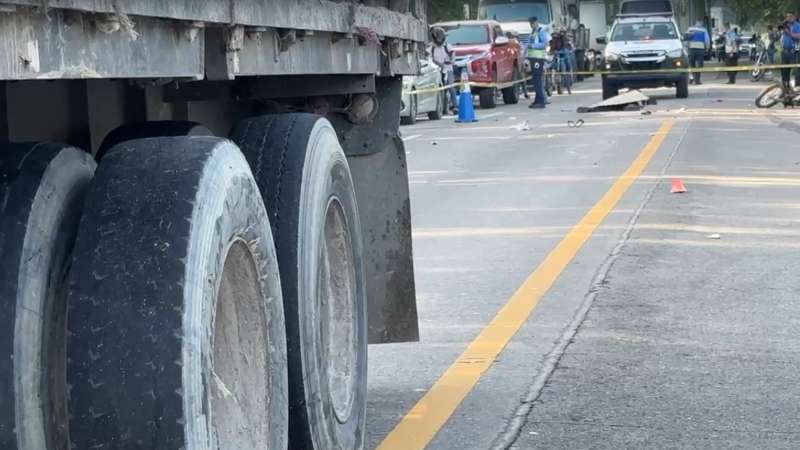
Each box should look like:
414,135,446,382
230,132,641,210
319,197,358,424
758,86,782,107
211,240,272,448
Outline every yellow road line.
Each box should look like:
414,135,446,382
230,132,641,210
377,118,676,450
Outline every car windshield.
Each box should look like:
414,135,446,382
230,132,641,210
620,0,672,14
611,22,678,41
444,25,491,45
478,1,551,23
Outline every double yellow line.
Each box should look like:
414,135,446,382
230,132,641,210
377,118,677,450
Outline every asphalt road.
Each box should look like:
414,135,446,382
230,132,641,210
367,74,800,450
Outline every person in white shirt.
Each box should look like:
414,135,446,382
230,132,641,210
429,27,458,113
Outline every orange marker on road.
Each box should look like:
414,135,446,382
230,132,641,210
671,178,687,193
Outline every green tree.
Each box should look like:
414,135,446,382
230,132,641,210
731,0,799,28
428,0,479,23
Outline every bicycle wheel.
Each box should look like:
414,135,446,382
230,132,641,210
755,83,783,108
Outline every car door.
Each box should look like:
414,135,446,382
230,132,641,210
493,24,512,81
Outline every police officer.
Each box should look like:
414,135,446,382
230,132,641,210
686,20,710,85
780,12,800,90
525,16,550,109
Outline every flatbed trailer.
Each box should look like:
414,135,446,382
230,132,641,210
0,1,425,448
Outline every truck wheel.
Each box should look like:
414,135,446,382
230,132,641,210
602,76,618,100
95,120,212,161
0,143,95,450
676,75,689,98
66,137,288,450
231,114,367,450
401,92,417,125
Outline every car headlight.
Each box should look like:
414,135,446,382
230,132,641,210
605,51,620,61
667,49,683,58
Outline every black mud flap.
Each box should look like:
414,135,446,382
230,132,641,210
332,77,420,344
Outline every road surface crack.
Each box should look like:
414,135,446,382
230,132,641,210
490,122,690,450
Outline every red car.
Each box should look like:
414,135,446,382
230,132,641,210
435,20,523,108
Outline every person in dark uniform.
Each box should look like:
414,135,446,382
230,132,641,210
686,20,710,84
781,13,800,90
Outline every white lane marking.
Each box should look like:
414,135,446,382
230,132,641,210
479,111,505,120
403,134,421,142
430,136,511,141
446,111,505,121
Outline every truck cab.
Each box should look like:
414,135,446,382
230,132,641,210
477,0,554,44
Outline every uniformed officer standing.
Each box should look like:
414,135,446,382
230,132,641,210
525,16,551,109
780,13,800,90
686,20,710,85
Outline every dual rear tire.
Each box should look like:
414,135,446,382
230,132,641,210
232,114,367,450
0,143,95,450
0,115,367,450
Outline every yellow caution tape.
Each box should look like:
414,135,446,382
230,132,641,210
402,63,799,96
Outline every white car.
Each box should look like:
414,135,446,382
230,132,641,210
598,14,689,99
401,57,448,125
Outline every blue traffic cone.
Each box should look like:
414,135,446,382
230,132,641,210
456,81,477,123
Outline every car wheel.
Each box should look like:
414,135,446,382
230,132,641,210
428,91,444,120
676,75,689,98
479,68,498,109
401,91,417,125
502,67,520,105
601,76,618,100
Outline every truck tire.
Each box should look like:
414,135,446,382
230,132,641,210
231,114,367,450
602,76,619,100
676,75,689,99
95,120,212,161
0,143,95,450
66,137,288,450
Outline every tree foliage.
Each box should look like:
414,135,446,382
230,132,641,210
428,0,480,23
731,0,798,28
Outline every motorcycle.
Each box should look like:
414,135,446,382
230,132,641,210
750,42,768,82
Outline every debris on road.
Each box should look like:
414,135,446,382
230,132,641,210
511,120,531,131
641,110,653,115
707,233,721,239
577,90,651,113
670,179,687,194
567,119,585,128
